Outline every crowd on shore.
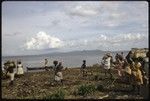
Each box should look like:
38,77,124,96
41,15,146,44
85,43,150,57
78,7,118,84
100,51,149,97
2,50,149,98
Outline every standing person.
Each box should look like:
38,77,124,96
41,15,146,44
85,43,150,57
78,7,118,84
124,60,132,83
81,60,86,77
116,53,123,62
143,51,149,78
121,52,124,60
131,59,143,94
44,59,48,71
115,53,119,62
140,51,149,99
4,61,10,77
2,63,5,78
116,54,125,77
115,58,123,77
126,51,134,65
16,61,24,76
7,61,16,85
102,53,113,79
55,62,64,85
51,60,58,86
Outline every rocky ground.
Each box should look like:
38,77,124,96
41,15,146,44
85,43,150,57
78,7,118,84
2,65,144,99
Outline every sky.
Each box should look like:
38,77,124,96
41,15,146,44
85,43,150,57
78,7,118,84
2,1,149,56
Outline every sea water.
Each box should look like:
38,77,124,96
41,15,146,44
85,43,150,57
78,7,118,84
2,51,128,72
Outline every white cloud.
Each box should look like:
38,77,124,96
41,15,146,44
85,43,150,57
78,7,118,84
61,33,147,50
24,31,63,50
68,5,99,17
97,33,146,44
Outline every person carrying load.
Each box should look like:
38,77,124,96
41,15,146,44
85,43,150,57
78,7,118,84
101,53,113,79
54,62,64,85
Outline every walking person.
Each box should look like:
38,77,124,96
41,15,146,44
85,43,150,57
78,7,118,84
51,60,58,86
102,53,113,79
55,62,64,85
4,61,10,77
7,61,16,86
81,60,86,77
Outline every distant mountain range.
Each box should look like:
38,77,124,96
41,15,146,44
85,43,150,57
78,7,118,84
2,49,129,57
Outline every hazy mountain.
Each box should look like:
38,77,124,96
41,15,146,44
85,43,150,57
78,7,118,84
2,49,129,57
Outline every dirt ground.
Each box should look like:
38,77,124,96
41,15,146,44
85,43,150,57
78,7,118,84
2,66,144,99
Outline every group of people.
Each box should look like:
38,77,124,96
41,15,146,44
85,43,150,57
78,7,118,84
101,51,149,96
44,59,64,85
2,51,149,98
2,60,24,85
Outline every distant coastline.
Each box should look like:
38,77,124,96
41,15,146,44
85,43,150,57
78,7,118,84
2,49,130,57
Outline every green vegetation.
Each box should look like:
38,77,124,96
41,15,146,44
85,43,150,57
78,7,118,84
96,84,104,92
44,89,65,99
77,84,96,96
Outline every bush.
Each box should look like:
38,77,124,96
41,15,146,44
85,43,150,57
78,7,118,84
77,84,96,96
92,63,100,68
94,75,99,80
45,89,65,99
96,84,104,92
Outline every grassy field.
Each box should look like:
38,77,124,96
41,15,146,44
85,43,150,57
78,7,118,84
2,65,144,99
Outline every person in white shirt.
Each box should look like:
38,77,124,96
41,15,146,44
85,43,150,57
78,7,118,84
44,59,49,71
102,53,113,79
54,62,64,85
16,61,24,76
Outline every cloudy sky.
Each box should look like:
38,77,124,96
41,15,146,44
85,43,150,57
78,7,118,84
2,1,148,56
